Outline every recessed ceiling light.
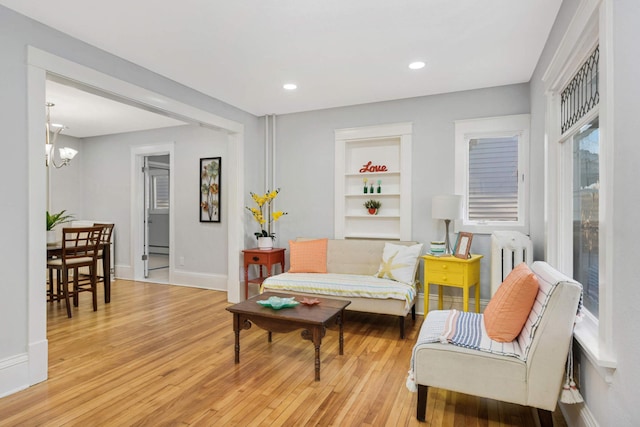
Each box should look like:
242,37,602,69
283,83,297,90
409,61,426,70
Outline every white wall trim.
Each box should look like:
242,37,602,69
559,401,601,427
541,0,616,378
170,271,228,291
131,143,176,282
28,48,243,135
24,46,245,395
454,114,530,235
334,122,413,240
335,122,413,140
0,354,29,398
23,58,48,397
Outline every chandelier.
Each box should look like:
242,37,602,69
45,102,77,168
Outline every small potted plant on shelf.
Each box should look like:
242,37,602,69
364,199,381,215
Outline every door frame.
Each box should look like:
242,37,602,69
132,145,175,282
26,47,244,388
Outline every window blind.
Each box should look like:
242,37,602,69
153,174,170,210
468,136,518,222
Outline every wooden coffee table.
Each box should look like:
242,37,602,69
226,292,351,381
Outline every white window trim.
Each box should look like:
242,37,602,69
541,0,616,379
454,114,530,234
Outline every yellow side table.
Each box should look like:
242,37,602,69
422,254,483,314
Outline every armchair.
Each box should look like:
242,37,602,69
411,261,582,426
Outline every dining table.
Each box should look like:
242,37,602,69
47,241,112,303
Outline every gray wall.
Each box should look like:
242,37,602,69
79,124,229,276
274,84,531,301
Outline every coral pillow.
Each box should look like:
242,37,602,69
483,262,539,342
288,238,328,273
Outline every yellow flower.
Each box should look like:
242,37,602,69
246,188,287,238
272,211,287,221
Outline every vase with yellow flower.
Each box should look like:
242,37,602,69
246,188,288,249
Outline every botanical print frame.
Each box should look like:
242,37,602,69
200,157,221,223
454,232,473,259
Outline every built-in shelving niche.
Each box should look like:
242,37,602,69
334,123,412,240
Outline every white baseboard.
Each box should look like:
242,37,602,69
114,265,227,292
0,353,29,398
170,270,227,291
559,401,600,427
114,263,132,279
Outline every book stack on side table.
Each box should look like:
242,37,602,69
429,241,446,256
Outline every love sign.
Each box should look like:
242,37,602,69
359,161,388,173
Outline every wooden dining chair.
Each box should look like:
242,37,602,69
94,223,114,302
46,226,103,318
95,223,114,274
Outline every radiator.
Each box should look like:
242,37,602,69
490,231,533,296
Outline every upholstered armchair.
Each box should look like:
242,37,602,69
411,261,582,426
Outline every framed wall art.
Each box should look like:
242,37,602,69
454,232,473,259
200,157,221,222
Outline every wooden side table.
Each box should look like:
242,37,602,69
422,254,483,314
242,248,286,299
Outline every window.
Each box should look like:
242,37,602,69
454,114,530,234
544,27,615,372
149,167,169,213
555,46,600,319
572,117,599,316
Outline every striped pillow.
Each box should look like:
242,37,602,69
517,261,572,359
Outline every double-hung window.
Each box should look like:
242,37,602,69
454,114,530,234
556,45,600,318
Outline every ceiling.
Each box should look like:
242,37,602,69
3,0,562,136
46,80,188,138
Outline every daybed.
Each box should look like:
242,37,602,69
261,238,423,338
408,261,583,425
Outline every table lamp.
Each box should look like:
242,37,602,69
432,195,463,254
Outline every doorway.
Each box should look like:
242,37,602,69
25,47,245,391
132,144,175,284
144,155,171,283
143,154,171,283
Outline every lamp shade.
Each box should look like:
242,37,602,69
432,194,463,220
59,147,78,161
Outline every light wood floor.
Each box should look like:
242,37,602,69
0,280,567,426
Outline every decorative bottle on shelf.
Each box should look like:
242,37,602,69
363,178,368,193
370,183,374,193
377,180,381,193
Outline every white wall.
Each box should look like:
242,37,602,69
273,85,531,301
529,0,640,425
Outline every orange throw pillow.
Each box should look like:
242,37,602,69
483,262,539,342
288,238,328,273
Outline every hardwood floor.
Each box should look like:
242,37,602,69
0,280,567,426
